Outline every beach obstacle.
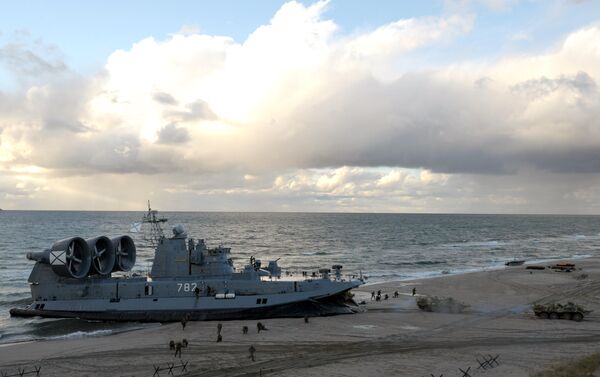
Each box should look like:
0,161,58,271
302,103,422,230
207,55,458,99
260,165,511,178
458,366,471,377
476,354,500,370
0,365,41,377
152,360,188,376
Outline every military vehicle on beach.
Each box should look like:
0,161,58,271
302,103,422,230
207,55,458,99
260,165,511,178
533,302,591,321
10,204,363,321
416,295,468,313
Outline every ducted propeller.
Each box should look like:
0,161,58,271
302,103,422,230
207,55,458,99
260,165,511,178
87,236,116,275
111,235,136,272
27,237,93,278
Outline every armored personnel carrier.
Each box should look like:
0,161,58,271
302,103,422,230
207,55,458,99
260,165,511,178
416,295,469,313
533,302,591,321
10,205,363,321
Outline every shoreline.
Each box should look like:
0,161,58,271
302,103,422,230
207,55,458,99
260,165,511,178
1,255,594,346
362,253,594,286
1,256,599,376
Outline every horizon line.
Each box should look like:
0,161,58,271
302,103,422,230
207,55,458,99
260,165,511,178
1,209,598,216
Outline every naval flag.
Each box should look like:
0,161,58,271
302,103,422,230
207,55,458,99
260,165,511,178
130,222,142,233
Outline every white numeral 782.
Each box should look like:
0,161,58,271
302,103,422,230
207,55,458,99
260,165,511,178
177,282,198,292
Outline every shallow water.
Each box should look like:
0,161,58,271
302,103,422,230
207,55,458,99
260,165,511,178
1,211,599,343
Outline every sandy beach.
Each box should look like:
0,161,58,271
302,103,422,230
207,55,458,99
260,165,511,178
1,258,600,377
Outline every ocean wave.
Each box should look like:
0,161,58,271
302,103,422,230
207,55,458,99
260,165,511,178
0,297,31,306
387,260,447,267
48,329,113,340
301,251,327,256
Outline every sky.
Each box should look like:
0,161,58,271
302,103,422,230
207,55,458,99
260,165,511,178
1,0,600,213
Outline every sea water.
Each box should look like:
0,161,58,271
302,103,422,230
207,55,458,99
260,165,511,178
1,211,599,343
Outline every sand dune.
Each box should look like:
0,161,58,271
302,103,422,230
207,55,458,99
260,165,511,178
1,258,600,376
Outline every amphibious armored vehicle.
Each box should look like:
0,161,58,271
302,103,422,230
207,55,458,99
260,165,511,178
416,295,469,313
10,205,363,321
533,302,591,321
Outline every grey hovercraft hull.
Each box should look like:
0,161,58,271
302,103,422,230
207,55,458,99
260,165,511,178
10,289,359,322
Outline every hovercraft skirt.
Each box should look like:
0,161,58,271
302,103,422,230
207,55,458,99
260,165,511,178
10,293,361,322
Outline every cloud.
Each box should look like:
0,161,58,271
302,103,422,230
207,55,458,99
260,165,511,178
157,123,190,144
153,91,178,105
0,43,67,77
1,1,600,211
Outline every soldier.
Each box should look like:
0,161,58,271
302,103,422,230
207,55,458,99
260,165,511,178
371,291,375,300
384,294,389,300
249,345,256,362
217,334,222,342
217,323,223,335
169,340,175,350
304,316,309,323
181,316,188,330
242,326,249,334
412,287,416,296
377,290,382,296
174,342,182,358
393,291,399,298
182,338,188,348
257,322,268,333
376,294,381,302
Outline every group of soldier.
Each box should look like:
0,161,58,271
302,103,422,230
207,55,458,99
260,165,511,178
170,316,290,361
371,287,416,301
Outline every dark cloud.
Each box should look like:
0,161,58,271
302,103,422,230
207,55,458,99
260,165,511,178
43,118,90,132
157,123,190,144
511,72,596,98
244,70,600,175
0,43,67,77
153,92,178,105
166,99,217,122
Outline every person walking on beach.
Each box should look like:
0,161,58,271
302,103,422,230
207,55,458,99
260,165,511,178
412,287,416,296
174,342,182,358
249,345,256,361
371,291,375,300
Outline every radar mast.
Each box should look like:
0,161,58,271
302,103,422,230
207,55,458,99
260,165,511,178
142,200,168,247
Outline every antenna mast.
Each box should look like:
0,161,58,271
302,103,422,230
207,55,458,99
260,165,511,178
142,201,168,247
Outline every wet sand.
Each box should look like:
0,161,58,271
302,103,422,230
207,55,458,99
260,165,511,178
1,258,600,376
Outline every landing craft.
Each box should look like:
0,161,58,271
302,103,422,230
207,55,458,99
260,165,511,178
10,204,363,321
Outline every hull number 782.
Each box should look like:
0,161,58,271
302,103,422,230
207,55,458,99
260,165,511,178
177,282,198,292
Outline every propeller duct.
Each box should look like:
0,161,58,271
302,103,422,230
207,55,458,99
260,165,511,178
86,236,116,275
111,235,136,272
27,237,93,279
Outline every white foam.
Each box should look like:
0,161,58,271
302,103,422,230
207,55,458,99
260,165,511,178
48,329,113,340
